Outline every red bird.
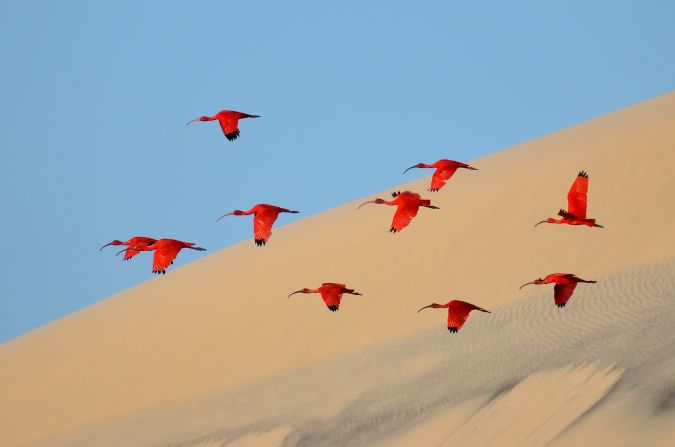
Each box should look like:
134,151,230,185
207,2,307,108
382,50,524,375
217,204,299,246
100,236,158,261
403,159,477,192
186,110,260,141
520,273,597,307
417,300,490,332
117,238,206,274
288,283,363,312
358,191,439,233
535,171,603,228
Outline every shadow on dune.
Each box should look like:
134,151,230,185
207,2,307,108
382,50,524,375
50,259,675,447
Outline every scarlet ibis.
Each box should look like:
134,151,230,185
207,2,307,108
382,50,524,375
217,204,299,246
417,300,490,332
288,283,363,312
535,171,603,228
117,239,206,274
100,237,157,261
403,159,478,192
519,273,597,307
186,110,260,141
358,191,439,233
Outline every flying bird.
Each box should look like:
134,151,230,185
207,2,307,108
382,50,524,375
417,300,490,332
358,191,439,233
519,273,597,307
535,171,603,228
217,204,299,246
403,159,477,192
186,110,260,141
288,283,363,312
100,236,158,261
117,238,206,274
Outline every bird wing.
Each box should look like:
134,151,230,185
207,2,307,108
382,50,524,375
430,166,459,191
124,248,141,260
391,203,420,232
446,300,476,330
253,210,279,242
218,115,240,140
554,283,577,307
567,172,589,219
152,244,182,273
125,238,157,261
320,286,343,310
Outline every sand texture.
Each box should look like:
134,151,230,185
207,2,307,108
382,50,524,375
1,93,674,446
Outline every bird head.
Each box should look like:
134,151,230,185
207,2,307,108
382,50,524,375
100,240,123,251
216,210,245,221
519,278,545,289
357,198,385,209
288,288,313,297
417,303,444,313
186,116,209,125
403,163,427,174
534,218,557,227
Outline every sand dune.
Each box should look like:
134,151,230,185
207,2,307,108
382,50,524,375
1,93,674,447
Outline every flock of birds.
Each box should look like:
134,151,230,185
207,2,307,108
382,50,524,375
100,109,603,332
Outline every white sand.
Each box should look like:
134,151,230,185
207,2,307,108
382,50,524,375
1,93,674,447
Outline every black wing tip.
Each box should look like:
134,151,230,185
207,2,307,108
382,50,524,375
328,305,339,312
429,188,439,192
152,270,167,275
391,191,401,197
225,131,240,141
578,171,588,178
389,227,397,233
557,303,566,308
254,239,267,247
447,327,459,333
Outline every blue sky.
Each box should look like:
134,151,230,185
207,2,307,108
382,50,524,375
1,1,674,342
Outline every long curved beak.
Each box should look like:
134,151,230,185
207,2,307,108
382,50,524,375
403,165,419,174
216,212,234,222
476,307,491,313
99,242,113,251
426,205,440,209
534,220,548,227
417,304,434,313
464,166,478,170
519,281,536,290
186,118,200,126
357,200,376,210
287,290,304,298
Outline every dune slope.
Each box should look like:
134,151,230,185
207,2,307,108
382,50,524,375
1,93,674,447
